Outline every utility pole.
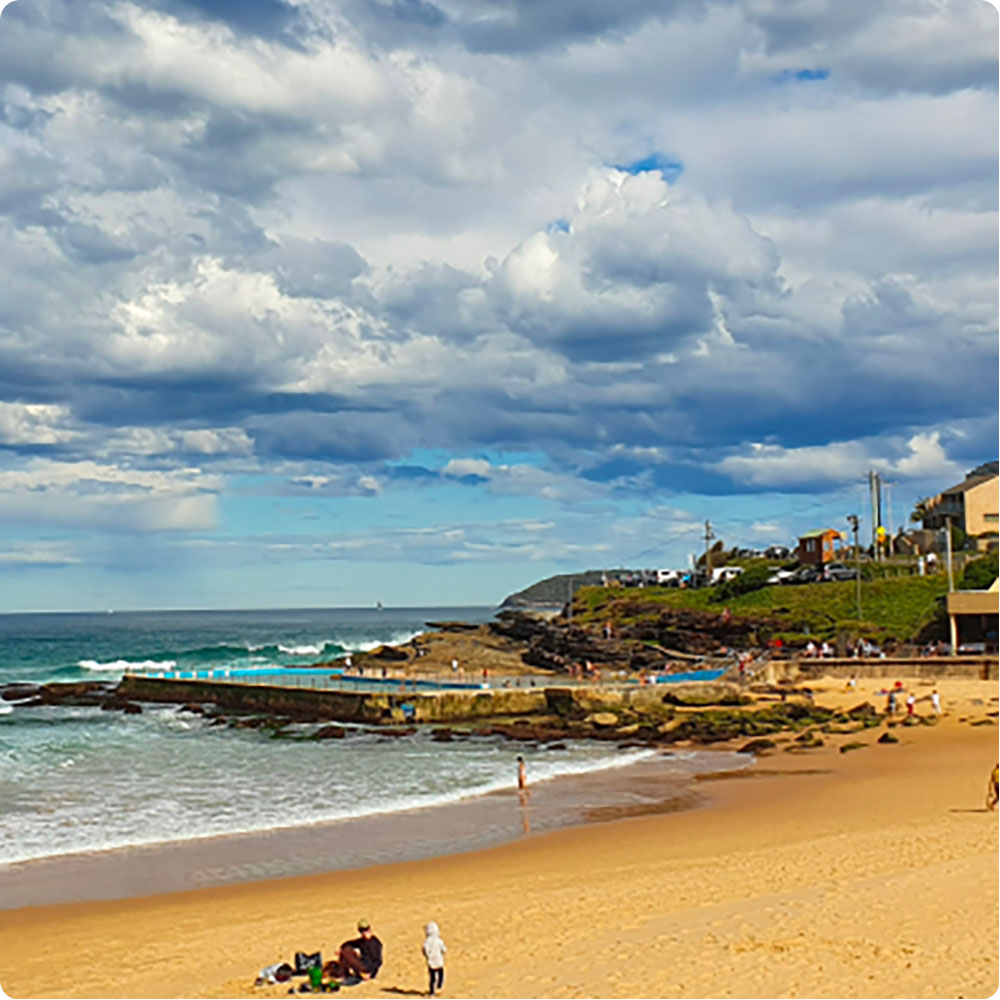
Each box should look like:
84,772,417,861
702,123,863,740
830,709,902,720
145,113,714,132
944,516,955,593
847,514,862,621
945,516,957,653
868,470,881,562
703,519,715,586
884,480,894,558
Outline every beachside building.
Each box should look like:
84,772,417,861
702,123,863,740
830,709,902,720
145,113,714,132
921,462,999,552
946,578,1000,653
796,529,843,566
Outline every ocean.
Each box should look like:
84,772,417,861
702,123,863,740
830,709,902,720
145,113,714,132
0,606,745,903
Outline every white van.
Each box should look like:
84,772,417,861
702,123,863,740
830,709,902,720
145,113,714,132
710,566,744,585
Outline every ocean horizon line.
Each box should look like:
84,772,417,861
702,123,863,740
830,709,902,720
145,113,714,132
0,602,501,619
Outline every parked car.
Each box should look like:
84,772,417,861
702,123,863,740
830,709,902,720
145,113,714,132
823,562,858,581
767,568,796,585
783,566,822,585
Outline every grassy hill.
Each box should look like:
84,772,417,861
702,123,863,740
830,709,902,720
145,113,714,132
571,575,952,646
500,570,608,606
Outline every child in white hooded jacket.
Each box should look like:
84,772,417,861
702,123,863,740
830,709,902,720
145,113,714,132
422,921,446,996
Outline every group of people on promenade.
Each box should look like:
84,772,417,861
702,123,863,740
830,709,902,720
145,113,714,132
802,640,835,658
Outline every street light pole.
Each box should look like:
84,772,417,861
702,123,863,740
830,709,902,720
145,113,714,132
944,516,955,593
847,514,862,621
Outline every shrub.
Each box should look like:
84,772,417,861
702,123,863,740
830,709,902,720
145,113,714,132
711,564,774,602
960,553,999,590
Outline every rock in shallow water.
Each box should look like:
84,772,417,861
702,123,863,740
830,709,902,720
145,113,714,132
1,683,42,702
314,725,346,739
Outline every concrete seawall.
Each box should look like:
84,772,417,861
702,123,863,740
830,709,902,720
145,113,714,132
116,676,743,723
757,656,998,684
118,675,546,723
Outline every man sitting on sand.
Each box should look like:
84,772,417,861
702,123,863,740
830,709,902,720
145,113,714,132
325,919,383,981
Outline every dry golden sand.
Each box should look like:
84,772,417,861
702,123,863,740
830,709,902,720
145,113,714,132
0,676,997,1000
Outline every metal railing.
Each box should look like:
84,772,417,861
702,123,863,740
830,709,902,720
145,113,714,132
122,664,727,693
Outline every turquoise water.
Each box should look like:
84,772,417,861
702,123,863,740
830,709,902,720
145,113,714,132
0,607,731,868
0,606,480,684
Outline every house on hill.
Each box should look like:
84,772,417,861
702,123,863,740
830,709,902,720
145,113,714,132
796,528,843,566
921,462,999,552
946,577,1000,653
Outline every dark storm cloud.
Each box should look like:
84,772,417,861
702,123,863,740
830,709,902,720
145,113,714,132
249,410,418,462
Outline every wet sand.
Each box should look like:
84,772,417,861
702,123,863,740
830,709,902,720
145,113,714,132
0,749,744,909
0,676,996,999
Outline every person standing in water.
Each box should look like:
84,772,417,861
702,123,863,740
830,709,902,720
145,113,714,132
516,755,531,831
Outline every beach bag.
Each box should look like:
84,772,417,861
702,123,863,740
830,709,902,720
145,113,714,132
295,952,322,974
259,962,294,984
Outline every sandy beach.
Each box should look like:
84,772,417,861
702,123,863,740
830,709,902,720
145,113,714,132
0,675,996,1000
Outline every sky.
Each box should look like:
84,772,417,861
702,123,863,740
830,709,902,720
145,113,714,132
0,0,996,612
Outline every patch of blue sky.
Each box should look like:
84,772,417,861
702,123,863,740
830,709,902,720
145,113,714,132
613,152,683,182
771,68,831,84
546,218,571,234
220,471,557,537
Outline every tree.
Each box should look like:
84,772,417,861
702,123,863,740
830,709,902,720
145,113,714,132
960,553,999,590
950,523,969,551
910,497,932,524
696,540,726,568
711,564,773,602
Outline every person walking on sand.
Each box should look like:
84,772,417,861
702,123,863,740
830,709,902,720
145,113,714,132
906,692,916,717
931,689,942,715
987,763,999,811
422,921,447,996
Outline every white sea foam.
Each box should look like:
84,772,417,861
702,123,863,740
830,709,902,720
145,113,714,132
352,630,423,652
277,643,326,656
0,703,11,715
0,744,669,865
78,659,178,672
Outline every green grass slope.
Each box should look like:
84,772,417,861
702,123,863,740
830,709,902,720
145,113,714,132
572,575,951,645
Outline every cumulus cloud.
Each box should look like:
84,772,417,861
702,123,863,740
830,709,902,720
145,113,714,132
0,540,80,567
0,0,994,596
716,431,963,490
0,459,220,531
0,401,78,446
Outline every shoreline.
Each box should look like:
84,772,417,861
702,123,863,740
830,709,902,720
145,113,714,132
0,746,747,909
0,675,996,999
